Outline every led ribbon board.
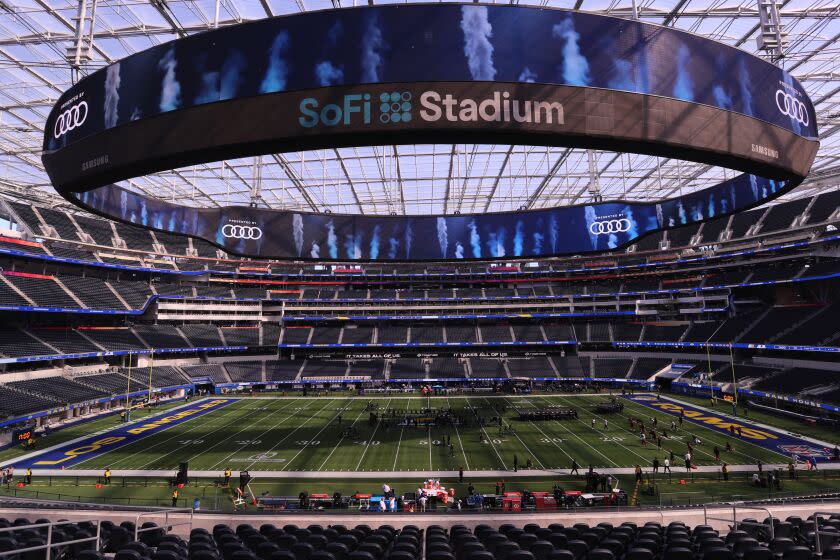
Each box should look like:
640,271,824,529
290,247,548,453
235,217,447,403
42,4,819,260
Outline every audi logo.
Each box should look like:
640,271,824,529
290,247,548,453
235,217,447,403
53,101,88,139
775,90,809,126
222,225,263,240
589,219,632,235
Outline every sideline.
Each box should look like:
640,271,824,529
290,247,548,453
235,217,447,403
19,462,840,479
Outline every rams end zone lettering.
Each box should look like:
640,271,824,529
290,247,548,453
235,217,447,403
32,399,230,466
647,401,778,440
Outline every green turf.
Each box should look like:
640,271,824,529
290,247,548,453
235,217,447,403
38,394,790,473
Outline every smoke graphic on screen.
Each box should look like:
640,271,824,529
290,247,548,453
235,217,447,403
316,61,344,86
345,233,362,259
712,58,733,110
195,68,220,105
624,207,638,240
518,68,537,83
460,5,496,81
486,228,506,257
677,201,687,225
468,220,481,258
691,203,703,222
361,14,384,82
533,231,544,255
310,242,320,258
553,18,590,86
584,206,598,249
749,173,759,201
326,220,338,259
436,217,448,258
549,214,559,253
609,59,634,91
713,84,732,109
220,51,246,100
388,237,399,259
673,45,694,101
292,214,304,256
260,32,290,93
707,195,716,218
158,48,181,112
404,221,413,259
370,224,381,259
455,242,464,259
513,220,524,256
119,190,127,219
104,64,121,129
738,58,754,116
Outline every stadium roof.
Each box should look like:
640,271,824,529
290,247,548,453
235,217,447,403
0,0,838,216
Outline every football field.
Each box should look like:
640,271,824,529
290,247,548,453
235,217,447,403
13,393,826,474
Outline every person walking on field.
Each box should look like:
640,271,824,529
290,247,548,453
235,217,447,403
663,457,671,473
571,459,580,475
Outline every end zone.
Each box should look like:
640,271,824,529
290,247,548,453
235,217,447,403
626,394,834,460
10,398,235,469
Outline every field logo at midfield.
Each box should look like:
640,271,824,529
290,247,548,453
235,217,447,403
20,399,234,468
624,395,831,459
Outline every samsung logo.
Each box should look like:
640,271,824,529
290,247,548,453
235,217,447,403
81,154,109,171
751,144,779,159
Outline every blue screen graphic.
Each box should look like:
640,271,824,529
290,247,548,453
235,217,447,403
46,3,816,153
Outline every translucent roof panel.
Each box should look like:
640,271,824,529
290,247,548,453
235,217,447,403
0,0,837,215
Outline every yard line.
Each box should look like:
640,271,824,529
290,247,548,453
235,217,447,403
319,400,369,471
503,397,573,466
428,426,433,470
355,398,392,471
523,396,618,467
250,399,337,471
208,398,314,470
71,400,256,469
542,394,650,464
470,397,508,470
551,394,742,466
392,399,412,471
280,399,346,471
483,397,546,470
446,396,470,471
